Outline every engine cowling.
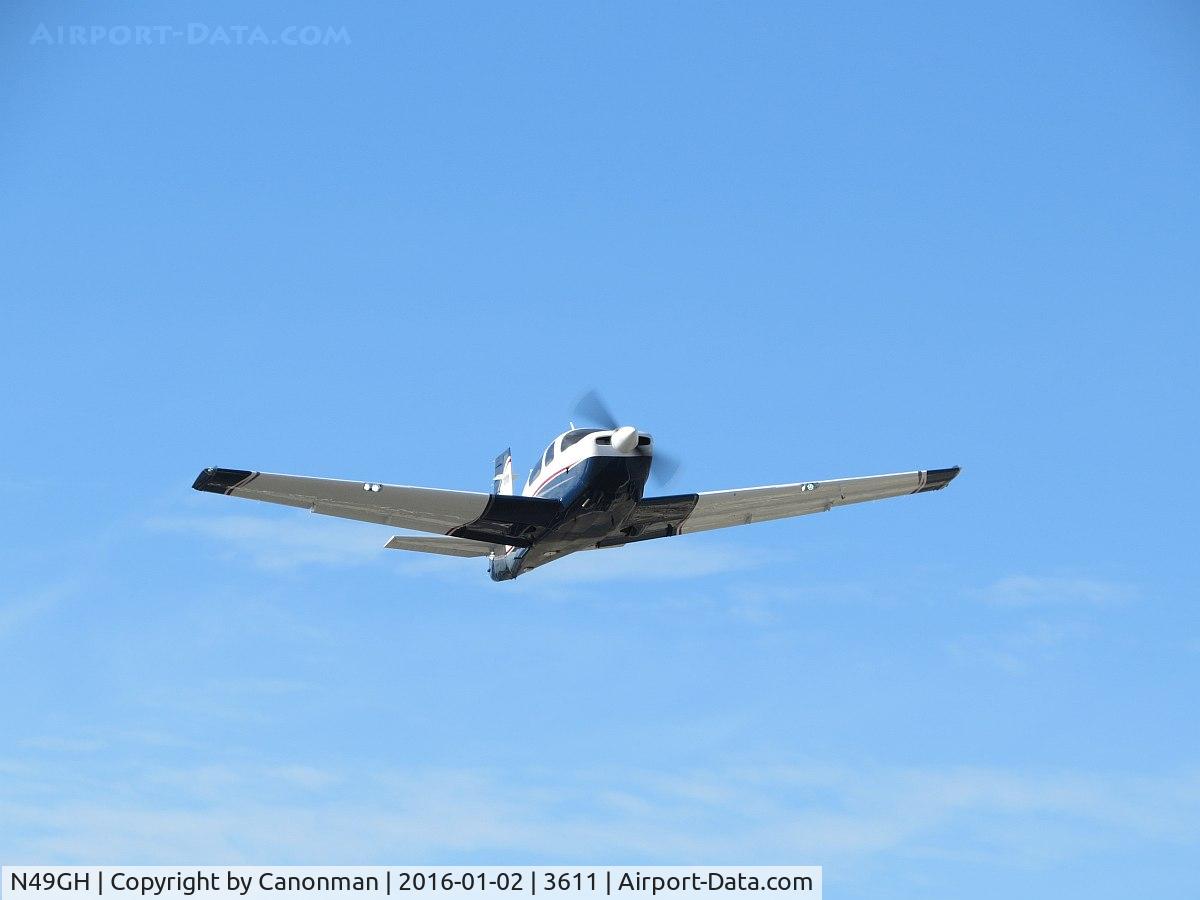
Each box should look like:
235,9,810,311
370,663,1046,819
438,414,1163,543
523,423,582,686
611,425,639,453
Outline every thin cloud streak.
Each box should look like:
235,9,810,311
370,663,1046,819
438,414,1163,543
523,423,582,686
978,576,1137,608
148,515,389,570
0,579,79,640
512,539,767,590
2,760,1197,864
947,618,1091,672
149,513,764,586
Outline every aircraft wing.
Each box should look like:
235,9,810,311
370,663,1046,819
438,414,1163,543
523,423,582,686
192,467,561,547
600,467,959,546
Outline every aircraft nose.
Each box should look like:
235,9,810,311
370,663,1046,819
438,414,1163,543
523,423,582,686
611,425,639,453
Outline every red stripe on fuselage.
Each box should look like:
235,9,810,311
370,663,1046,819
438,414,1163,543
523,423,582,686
532,464,571,497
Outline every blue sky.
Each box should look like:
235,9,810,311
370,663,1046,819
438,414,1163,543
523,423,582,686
1,0,1198,896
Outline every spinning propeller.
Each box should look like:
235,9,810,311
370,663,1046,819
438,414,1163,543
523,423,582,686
572,389,681,487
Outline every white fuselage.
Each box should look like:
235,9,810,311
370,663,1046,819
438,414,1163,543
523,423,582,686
520,428,651,499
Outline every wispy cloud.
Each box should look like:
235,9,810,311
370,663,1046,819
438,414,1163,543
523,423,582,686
149,513,766,588
947,618,1091,672
17,736,107,754
136,676,320,724
147,515,387,570
978,576,1137,608
512,539,768,591
0,579,79,640
949,574,1138,670
1,760,1197,865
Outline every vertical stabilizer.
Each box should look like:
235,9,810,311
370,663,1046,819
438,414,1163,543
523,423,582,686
493,448,514,495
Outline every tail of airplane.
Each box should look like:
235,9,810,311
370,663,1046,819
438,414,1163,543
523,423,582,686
493,448,514,495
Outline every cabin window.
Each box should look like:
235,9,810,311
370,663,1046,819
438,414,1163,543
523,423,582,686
529,457,542,484
544,442,555,466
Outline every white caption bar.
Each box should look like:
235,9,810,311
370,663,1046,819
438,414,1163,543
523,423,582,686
3,868,820,900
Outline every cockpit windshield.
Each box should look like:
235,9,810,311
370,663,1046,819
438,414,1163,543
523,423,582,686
559,429,602,452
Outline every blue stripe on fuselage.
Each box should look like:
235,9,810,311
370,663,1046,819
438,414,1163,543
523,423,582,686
490,455,651,580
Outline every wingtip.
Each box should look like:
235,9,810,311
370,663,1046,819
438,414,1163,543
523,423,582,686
917,466,961,493
193,467,254,494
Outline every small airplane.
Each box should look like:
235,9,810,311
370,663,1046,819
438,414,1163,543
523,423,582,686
193,391,960,581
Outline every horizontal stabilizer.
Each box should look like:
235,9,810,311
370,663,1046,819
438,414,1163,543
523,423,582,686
384,535,496,558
